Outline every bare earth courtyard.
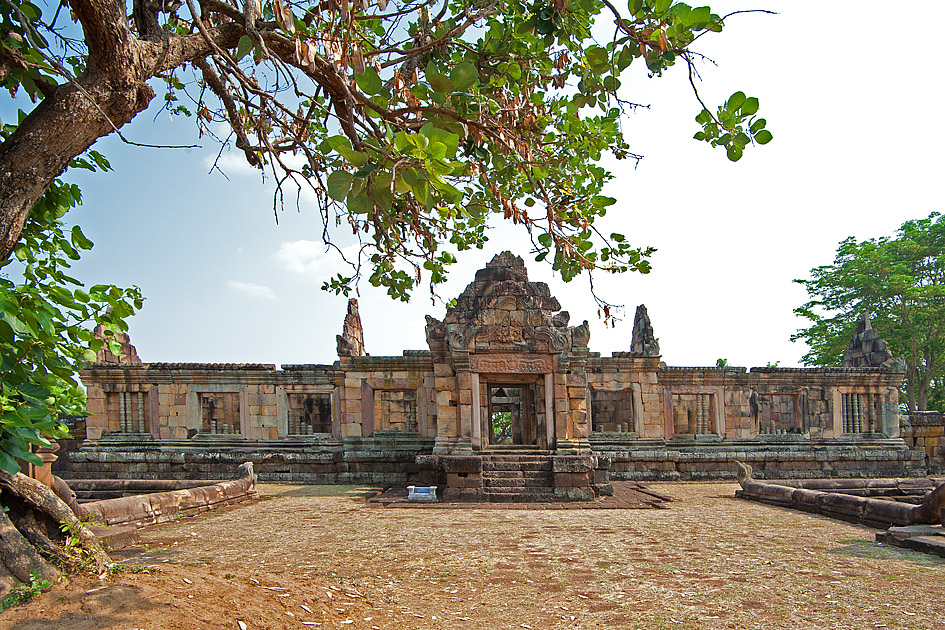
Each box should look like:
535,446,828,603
4,482,944,630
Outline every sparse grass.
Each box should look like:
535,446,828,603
1,573,50,611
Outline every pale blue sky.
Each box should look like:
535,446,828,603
11,1,944,367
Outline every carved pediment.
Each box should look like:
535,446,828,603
427,252,589,357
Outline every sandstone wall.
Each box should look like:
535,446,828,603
81,363,336,444
901,411,945,474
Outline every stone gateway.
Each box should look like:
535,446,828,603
71,253,935,500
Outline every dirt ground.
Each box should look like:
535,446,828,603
2,481,944,630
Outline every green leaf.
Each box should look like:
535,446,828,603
0,320,13,344
451,62,478,90
690,6,711,24
0,449,19,474
419,124,459,158
741,96,759,115
70,225,94,250
425,61,454,94
327,170,354,201
355,68,383,95
585,46,609,72
235,35,254,60
18,2,42,21
346,179,373,214
726,91,746,112
370,171,394,212
754,129,773,144
323,135,353,153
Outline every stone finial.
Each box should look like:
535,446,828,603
572,320,591,348
336,298,366,357
630,304,660,356
842,313,904,371
92,323,142,364
486,251,527,272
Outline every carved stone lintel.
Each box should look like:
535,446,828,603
470,354,553,374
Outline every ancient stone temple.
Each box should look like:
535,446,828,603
71,253,932,498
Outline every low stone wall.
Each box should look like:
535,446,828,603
734,462,945,529
78,463,258,528
901,412,945,474
597,441,927,481
64,437,929,484
67,478,232,501
63,434,436,485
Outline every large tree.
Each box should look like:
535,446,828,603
0,0,770,303
0,0,771,589
794,213,945,412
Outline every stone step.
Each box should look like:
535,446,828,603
482,461,552,472
482,470,552,479
482,491,557,503
482,477,552,490
482,455,551,462
484,447,552,453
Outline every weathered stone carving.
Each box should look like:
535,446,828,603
470,354,553,374
93,323,141,364
843,314,904,371
432,252,576,356
571,321,591,348
630,304,660,356
336,298,366,357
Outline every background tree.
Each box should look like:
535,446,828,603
0,0,770,304
793,212,945,412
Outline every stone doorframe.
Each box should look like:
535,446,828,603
468,353,555,451
471,372,555,450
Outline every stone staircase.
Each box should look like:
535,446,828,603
480,452,556,502
433,450,610,502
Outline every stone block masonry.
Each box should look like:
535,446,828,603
901,411,945,474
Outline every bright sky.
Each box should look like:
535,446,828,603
40,1,945,368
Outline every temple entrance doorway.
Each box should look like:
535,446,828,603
484,380,544,448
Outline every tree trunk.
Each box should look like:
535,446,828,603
0,502,59,586
0,74,154,260
0,470,111,585
0,6,241,262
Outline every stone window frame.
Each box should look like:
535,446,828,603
588,383,643,436
370,388,422,434
662,386,725,439
276,386,336,438
100,384,156,439
831,386,885,437
360,383,432,438
751,390,803,436
185,384,248,438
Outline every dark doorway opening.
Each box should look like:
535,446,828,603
487,383,540,447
